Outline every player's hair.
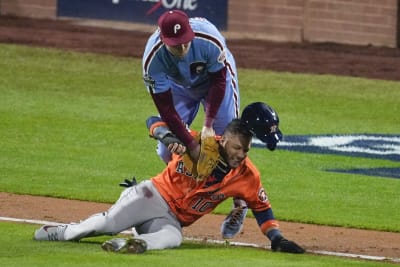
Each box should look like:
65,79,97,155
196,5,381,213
224,119,253,140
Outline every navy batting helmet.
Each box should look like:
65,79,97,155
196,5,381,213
241,102,283,151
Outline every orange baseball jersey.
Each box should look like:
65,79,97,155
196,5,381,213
151,152,279,234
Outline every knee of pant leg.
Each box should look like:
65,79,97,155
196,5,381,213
159,224,183,249
168,224,183,246
141,224,183,250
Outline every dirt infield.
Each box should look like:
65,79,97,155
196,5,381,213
1,15,400,262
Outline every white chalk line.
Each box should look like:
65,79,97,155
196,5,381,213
1,216,399,263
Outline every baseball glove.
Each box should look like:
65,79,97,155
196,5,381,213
182,133,220,181
196,135,220,181
271,236,305,254
182,134,200,178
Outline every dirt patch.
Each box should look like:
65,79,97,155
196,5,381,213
1,15,400,262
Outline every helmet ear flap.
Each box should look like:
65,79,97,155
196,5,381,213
266,129,283,151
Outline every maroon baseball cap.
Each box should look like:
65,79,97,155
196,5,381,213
158,10,195,46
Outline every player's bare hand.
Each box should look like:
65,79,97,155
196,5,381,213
201,126,215,140
168,142,187,155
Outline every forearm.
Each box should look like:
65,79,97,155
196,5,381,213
253,208,281,240
254,208,305,253
151,90,197,149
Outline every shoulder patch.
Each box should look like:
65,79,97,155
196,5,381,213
258,188,269,202
217,50,226,63
143,74,155,93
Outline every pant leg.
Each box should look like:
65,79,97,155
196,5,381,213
63,180,171,240
135,217,183,250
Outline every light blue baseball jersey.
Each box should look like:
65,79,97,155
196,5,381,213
142,17,240,117
142,17,240,163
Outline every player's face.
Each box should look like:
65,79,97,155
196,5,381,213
166,42,191,58
220,133,251,168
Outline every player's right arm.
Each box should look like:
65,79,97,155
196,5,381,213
150,89,199,159
143,41,200,161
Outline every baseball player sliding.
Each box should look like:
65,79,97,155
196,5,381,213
34,102,304,254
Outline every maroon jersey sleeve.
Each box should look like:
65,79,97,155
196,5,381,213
204,66,226,127
150,89,197,149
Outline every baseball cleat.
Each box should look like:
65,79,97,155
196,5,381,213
102,238,147,254
34,225,67,241
221,206,248,239
102,237,128,252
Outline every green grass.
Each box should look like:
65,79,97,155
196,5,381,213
0,222,390,267
0,44,162,201
238,69,400,134
0,44,399,265
235,150,400,231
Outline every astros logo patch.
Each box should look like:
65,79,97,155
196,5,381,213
258,188,268,202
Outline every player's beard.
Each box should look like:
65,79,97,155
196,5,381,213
219,145,243,169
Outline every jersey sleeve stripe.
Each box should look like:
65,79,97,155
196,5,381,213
194,32,225,51
194,32,240,117
143,41,164,74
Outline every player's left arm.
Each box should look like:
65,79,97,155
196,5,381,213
201,38,228,137
204,66,226,131
243,169,305,254
251,207,305,254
